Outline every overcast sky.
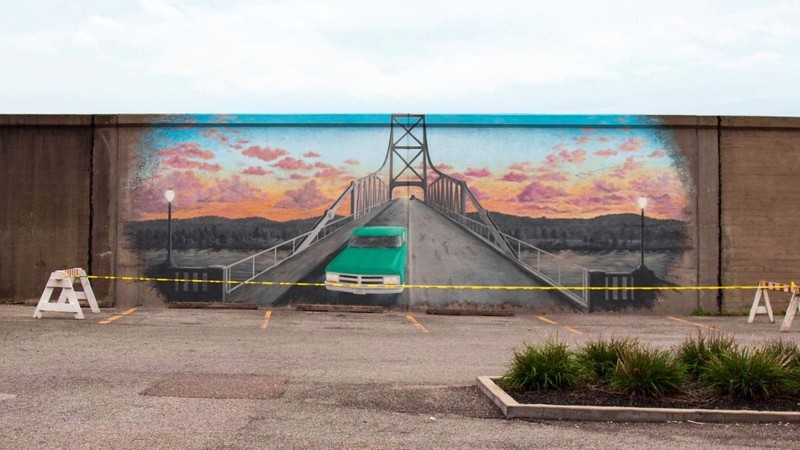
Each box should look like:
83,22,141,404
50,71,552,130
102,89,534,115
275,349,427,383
1,0,798,115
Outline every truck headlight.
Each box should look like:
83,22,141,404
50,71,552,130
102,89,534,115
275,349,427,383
383,275,401,285
326,273,339,283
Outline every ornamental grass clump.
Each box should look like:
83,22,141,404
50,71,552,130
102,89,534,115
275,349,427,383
784,366,800,395
699,347,787,400
758,339,800,369
576,337,638,382
610,343,686,397
498,337,583,392
677,330,737,379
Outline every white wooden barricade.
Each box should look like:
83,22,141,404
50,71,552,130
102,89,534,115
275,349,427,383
779,284,800,333
33,268,100,320
748,280,783,324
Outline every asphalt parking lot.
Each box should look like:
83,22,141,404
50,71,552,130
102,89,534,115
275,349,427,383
1,305,799,449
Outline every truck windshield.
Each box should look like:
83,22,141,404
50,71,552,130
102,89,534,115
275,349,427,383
349,235,402,248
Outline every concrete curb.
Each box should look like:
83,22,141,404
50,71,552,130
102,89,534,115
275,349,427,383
476,376,800,423
166,302,259,310
426,308,514,316
294,304,385,314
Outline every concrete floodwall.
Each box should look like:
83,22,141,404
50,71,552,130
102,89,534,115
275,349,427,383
720,117,800,313
0,116,95,301
0,114,797,314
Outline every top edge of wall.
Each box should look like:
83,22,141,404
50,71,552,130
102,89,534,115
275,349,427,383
721,116,800,129
2,114,798,129
0,115,94,126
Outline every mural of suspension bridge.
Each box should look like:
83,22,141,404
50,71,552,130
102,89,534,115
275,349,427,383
127,114,689,311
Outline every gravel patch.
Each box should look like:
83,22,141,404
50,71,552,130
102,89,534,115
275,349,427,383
295,383,503,419
141,374,288,399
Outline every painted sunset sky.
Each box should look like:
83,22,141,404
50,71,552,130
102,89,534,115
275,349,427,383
130,115,690,222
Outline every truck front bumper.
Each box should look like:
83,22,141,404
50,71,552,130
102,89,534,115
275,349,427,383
324,282,404,295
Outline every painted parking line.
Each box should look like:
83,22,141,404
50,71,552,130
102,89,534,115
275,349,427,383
406,314,429,333
667,316,719,331
536,316,558,325
98,307,138,325
536,316,582,335
259,310,272,331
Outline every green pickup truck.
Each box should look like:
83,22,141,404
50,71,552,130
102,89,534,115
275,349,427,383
325,226,408,294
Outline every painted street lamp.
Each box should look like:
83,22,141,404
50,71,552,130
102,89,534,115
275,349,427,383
165,189,175,266
638,196,648,269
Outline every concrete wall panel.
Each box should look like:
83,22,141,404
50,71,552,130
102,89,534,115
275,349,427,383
720,117,800,312
0,117,93,300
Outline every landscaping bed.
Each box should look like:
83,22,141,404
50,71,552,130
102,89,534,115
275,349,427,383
491,332,800,419
511,384,800,411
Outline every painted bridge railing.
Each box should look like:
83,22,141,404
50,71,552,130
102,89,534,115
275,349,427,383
427,173,516,257
426,201,590,309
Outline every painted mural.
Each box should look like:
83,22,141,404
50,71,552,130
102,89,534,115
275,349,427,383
123,114,693,311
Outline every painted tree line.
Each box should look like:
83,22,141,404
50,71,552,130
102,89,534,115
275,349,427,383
125,216,321,251
486,212,690,252
126,212,689,253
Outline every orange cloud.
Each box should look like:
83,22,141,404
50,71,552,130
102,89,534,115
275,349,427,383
242,166,269,176
344,159,360,165
516,182,568,202
303,151,321,158
619,138,644,152
158,142,215,160
559,149,586,164
275,180,330,209
273,157,312,171
469,185,490,201
315,167,346,178
243,145,289,162
592,179,620,193
535,172,568,182
502,172,528,182
465,167,492,178
612,156,644,177
648,150,666,158
201,129,230,143
574,136,591,144
163,156,221,172
508,161,535,171
595,149,617,158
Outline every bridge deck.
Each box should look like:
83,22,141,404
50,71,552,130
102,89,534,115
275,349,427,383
226,202,394,304
268,198,571,310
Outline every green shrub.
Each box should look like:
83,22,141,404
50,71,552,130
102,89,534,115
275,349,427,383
699,347,787,400
497,338,583,392
677,330,737,379
610,343,686,397
577,337,638,382
759,339,800,368
783,366,800,395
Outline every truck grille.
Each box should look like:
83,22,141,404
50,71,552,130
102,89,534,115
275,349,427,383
338,274,386,285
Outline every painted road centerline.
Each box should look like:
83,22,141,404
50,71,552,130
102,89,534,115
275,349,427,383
667,316,719,331
260,310,272,330
406,314,429,333
98,307,137,325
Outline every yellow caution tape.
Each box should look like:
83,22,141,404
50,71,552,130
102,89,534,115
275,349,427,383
83,274,763,291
